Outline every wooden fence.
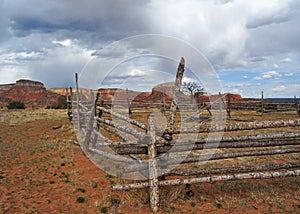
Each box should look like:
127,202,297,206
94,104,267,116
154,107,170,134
68,59,300,212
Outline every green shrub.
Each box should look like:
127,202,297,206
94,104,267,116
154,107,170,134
111,198,121,205
76,196,85,203
100,206,108,213
7,101,25,109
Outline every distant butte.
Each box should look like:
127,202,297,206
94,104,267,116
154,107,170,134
0,79,243,109
0,79,64,108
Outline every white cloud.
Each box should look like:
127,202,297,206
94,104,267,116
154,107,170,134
265,70,282,77
232,88,243,94
52,39,72,47
263,74,273,79
284,72,294,76
252,76,261,80
280,57,293,63
253,70,282,80
0,0,300,94
272,85,286,92
182,76,197,83
128,69,146,77
0,65,30,83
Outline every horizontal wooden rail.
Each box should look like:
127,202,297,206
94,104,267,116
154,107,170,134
95,117,148,141
161,162,300,176
115,139,300,155
112,169,300,190
124,147,300,172
165,119,300,133
97,106,147,130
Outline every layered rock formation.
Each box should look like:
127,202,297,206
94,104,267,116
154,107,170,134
0,79,243,109
0,79,63,108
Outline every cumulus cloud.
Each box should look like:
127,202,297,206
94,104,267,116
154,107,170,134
0,0,299,98
284,72,294,76
272,85,287,92
280,57,293,63
253,70,282,80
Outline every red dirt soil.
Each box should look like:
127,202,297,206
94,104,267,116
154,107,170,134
0,110,299,213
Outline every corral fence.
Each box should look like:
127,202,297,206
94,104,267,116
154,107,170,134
67,90,300,122
67,59,300,212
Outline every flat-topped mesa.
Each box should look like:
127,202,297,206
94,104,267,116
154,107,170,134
0,79,63,108
16,79,45,88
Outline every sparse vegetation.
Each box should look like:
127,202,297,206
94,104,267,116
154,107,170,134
111,198,121,205
0,108,299,213
76,196,85,203
100,206,108,213
7,101,25,109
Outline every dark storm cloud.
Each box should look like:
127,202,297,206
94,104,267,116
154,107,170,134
0,0,299,97
246,12,300,57
6,0,151,42
0,0,152,87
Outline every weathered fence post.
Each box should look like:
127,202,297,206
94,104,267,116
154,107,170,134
148,116,159,212
84,90,95,149
75,73,81,131
95,92,100,117
295,96,300,117
66,87,72,121
261,91,264,117
165,57,185,140
69,87,73,121
227,93,231,119
219,92,231,119
126,88,132,116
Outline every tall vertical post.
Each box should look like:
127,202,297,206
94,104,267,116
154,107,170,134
219,92,231,119
66,88,71,121
295,96,300,117
84,90,95,149
165,57,185,140
227,93,231,119
69,87,73,121
126,88,132,116
148,116,159,212
75,73,81,131
261,91,264,117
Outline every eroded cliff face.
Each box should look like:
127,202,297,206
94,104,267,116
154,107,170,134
0,80,62,108
0,79,243,109
196,93,243,104
97,83,243,109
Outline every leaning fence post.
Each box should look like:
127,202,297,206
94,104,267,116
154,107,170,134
75,73,81,132
164,57,185,141
295,96,300,117
261,91,264,117
83,90,95,149
69,87,74,121
66,87,71,121
219,92,231,119
126,88,132,116
148,116,159,212
227,93,231,119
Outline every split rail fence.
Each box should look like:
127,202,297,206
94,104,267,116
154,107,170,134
67,59,300,212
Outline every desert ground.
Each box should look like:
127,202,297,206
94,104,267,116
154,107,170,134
0,108,299,213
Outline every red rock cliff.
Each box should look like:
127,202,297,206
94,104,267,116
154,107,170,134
0,79,62,108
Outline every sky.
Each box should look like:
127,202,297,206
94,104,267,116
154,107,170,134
0,0,299,98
